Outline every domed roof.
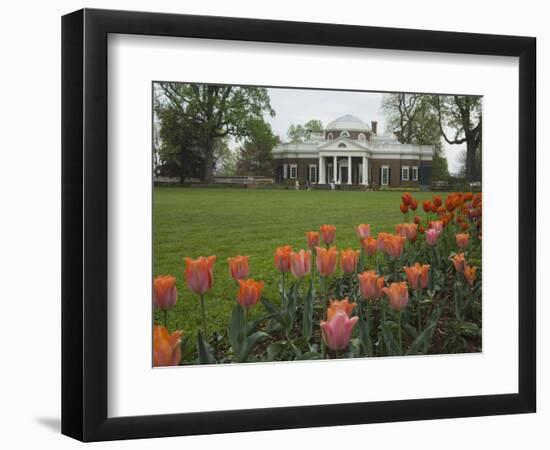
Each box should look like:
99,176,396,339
325,114,370,132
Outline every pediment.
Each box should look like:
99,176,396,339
317,137,368,152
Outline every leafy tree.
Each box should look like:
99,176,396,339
236,119,279,176
155,82,274,182
434,96,482,182
382,93,449,182
287,119,323,143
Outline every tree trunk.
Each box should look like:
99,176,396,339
203,139,215,183
466,139,477,182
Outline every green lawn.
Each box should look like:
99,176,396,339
154,187,442,335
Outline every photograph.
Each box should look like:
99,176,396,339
152,83,483,366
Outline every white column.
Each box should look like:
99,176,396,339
347,155,352,184
318,156,325,184
362,156,368,185
333,155,337,183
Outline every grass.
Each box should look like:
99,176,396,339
154,187,443,336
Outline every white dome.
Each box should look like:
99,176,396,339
325,114,370,132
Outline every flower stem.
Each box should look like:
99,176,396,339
199,295,208,337
398,311,403,354
416,289,422,334
163,309,168,329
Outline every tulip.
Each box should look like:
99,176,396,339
455,233,470,249
403,263,430,290
358,270,385,299
383,234,406,258
382,281,410,311
425,228,440,246
410,199,418,211
445,196,456,212
377,232,393,252
327,298,356,320
184,256,216,296
413,215,420,224
433,195,442,207
418,225,426,234
227,255,249,281
320,224,336,246
396,223,418,241
356,223,371,240
461,222,470,232
237,278,264,308
400,203,409,214
340,248,360,274
316,246,338,277
463,264,477,286
153,275,178,311
274,245,292,272
153,325,182,367
305,231,320,249
320,310,358,351
402,192,412,206
290,249,311,278
360,236,378,257
451,253,466,273
429,220,443,233
423,200,432,213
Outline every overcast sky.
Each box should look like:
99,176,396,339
255,87,464,174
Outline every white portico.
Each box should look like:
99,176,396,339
272,114,434,188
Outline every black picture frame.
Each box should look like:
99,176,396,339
61,8,536,442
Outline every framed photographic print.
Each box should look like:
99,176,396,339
61,8,536,442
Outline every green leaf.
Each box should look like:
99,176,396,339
303,282,313,339
197,331,217,364
261,297,289,328
237,331,269,363
266,342,286,361
380,320,402,356
301,352,321,360
228,303,245,353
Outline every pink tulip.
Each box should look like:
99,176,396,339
356,224,371,240
290,249,311,278
425,228,440,246
184,256,216,295
320,310,358,351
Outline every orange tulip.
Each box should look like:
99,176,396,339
358,270,385,299
274,245,292,272
305,231,320,249
377,232,393,252
455,233,470,249
316,246,338,277
383,234,406,258
360,236,378,257
153,275,178,311
227,255,249,281
403,263,430,290
327,298,357,320
356,223,371,240
237,278,264,308
463,264,477,286
320,224,336,245
340,248,360,274
382,282,410,311
290,249,311,278
451,253,466,273
396,223,418,241
153,325,182,367
184,256,216,295
320,310,358,351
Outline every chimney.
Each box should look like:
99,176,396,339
371,121,378,134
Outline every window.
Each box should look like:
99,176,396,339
340,130,350,138
289,164,298,179
338,143,347,148
401,166,409,181
381,166,389,186
327,133,333,140
309,164,317,183
358,133,366,142
411,166,418,181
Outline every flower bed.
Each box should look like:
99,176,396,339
153,191,482,366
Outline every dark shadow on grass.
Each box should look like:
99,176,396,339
35,417,61,433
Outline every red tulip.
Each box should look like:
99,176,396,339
402,192,412,206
